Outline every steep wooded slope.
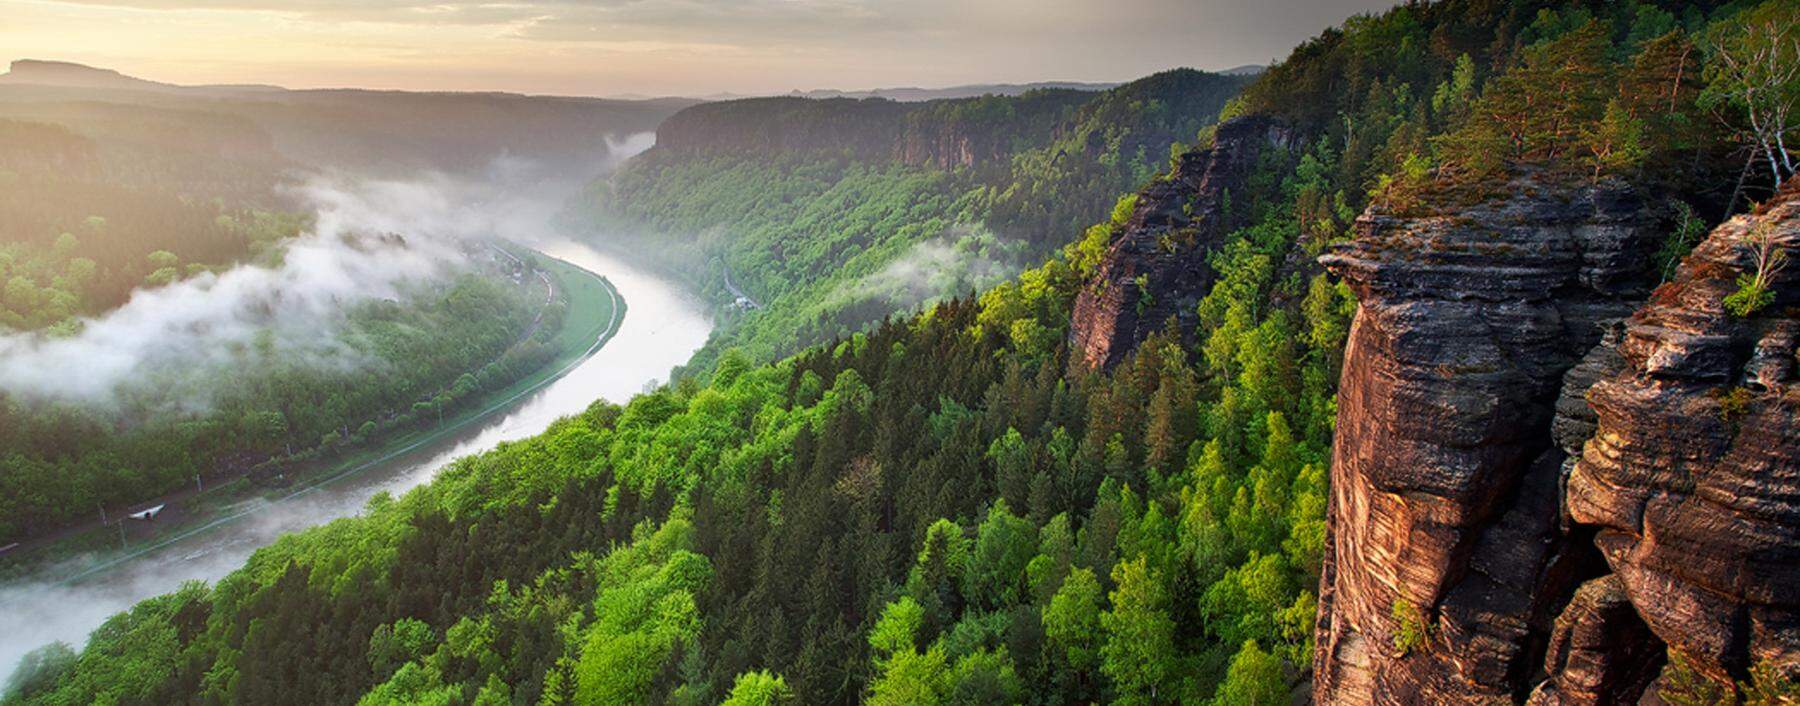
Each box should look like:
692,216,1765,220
10,2,1795,706
579,69,1251,376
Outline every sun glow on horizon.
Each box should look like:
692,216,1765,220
2,0,1399,96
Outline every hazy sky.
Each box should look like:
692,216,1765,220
3,0,1400,97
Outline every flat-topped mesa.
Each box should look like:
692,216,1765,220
1566,180,1800,688
1312,174,1666,705
1066,116,1292,371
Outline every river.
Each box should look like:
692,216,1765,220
0,239,713,684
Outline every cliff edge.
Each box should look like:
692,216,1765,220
1314,175,1799,704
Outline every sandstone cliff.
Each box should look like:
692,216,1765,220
1313,175,1666,704
1565,182,1800,689
1314,176,1800,704
1066,116,1293,370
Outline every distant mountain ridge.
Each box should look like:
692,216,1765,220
787,66,1266,102
0,58,659,101
618,67,1264,102
5,58,1267,104
785,81,1120,101
0,58,696,177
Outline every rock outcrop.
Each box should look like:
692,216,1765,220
1315,174,1800,704
1565,182,1800,685
1313,175,1667,704
1066,116,1293,370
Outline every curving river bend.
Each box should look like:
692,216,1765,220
0,239,713,683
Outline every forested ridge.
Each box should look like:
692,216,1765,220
579,68,1250,376
0,95,595,547
0,266,558,548
10,0,1800,704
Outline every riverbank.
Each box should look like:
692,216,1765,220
0,240,710,690
0,246,625,585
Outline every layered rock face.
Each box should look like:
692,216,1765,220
1565,184,1800,684
1316,175,1800,704
1313,177,1666,704
1066,116,1292,370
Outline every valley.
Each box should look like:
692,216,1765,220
0,240,712,688
2,1,1797,705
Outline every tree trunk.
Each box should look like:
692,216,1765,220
1777,130,1794,178
1770,142,1785,185
1729,150,1757,214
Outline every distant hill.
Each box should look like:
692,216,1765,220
650,68,1250,173
0,59,697,177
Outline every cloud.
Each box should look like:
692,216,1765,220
511,0,897,44
0,194,463,410
33,0,1394,53
13,0,1403,96
830,226,1022,311
38,0,889,36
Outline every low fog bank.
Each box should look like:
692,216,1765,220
0,219,461,409
830,226,1027,312
0,132,656,414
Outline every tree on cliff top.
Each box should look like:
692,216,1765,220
1701,1,1800,184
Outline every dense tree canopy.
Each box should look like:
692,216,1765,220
0,104,586,547
581,69,1248,377
0,270,555,545
10,0,1796,704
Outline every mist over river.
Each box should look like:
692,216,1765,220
0,240,712,685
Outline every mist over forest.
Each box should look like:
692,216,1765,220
2,1,1799,705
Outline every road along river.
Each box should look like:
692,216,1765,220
0,239,713,683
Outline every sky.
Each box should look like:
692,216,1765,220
1,0,1400,97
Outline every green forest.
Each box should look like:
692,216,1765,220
0,270,553,546
0,111,575,546
581,69,1249,376
9,0,1799,704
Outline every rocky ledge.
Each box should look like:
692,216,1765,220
1315,174,1800,705
1066,116,1293,370
1565,181,1800,688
